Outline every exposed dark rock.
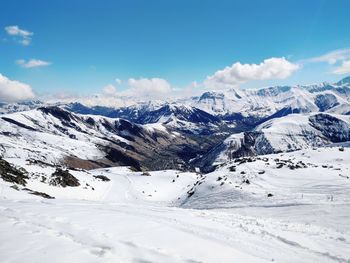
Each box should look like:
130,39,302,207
257,107,302,125
105,147,141,171
309,114,350,142
0,158,28,186
49,168,80,187
276,163,284,169
10,185,20,191
23,188,55,199
27,159,55,167
1,117,36,131
229,166,236,172
314,94,339,112
288,165,296,170
86,117,95,125
39,106,73,122
187,189,195,197
93,175,110,182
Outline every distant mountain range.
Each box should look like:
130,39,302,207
1,76,350,172
65,76,350,123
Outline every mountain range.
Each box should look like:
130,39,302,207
1,76,350,173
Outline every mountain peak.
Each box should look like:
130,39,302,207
337,76,350,85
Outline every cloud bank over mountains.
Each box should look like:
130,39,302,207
97,57,300,99
204,57,300,89
0,74,35,102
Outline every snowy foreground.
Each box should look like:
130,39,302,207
1,147,350,262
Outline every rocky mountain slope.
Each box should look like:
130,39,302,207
195,113,350,170
0,106,213,171
61,77,350,136
2,77,350,139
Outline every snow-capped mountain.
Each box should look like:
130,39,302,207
2,77,350,120
191,78,350,118
65,101,163,122
1,77,350,172
0,106,211,171
66,102,238,135
202,113,350,168
134,104,225,134
336,76,350,86
0,100,45,114
62,77,350,130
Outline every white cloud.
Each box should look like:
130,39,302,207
99,78,173,99
205,57,300,89
102,84,118,96
5,25,32,37
5,25,33,46
303,48,350,76
333,60,350,75
125,77,172,98
306,48,350,65
0,73,35,102
16,59,51,68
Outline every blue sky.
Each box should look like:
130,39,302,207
1,0,350,100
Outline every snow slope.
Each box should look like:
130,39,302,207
1,146,350,262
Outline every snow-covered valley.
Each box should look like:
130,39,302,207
1,146,350,263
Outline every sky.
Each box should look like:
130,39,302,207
1,0,350,102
